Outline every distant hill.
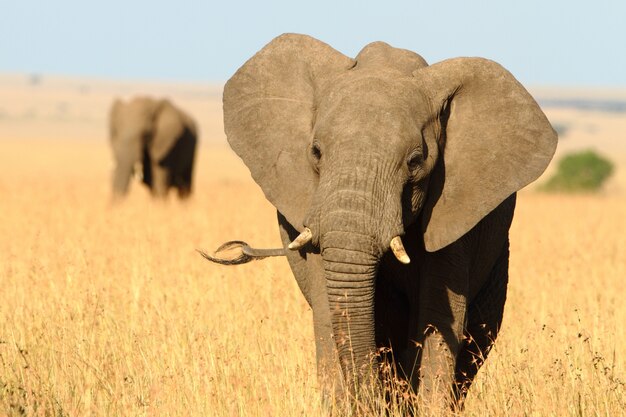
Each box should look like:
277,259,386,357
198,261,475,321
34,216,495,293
538,98,626,113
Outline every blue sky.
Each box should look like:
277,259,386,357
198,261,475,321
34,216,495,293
1,0,624,86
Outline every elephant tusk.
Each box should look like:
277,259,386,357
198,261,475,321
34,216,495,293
390,236,411,264
288,227,313,250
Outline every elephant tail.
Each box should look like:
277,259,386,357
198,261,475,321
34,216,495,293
197,240,285,265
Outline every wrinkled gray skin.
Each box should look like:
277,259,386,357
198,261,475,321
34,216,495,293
223,34,557,407
109,97,198,199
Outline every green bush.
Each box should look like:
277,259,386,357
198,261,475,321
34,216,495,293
541,150,614,193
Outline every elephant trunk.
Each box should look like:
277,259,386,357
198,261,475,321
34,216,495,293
318,172,403,388
323,229,379,386
112,139,142,198
302,150,405,391
112,157,134,198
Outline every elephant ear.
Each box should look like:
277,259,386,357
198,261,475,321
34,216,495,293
151,100,186,160
223,33,355,230
414,58,557,252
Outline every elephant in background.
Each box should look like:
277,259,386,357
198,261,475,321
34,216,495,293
217,34,557,409
109,97,198,199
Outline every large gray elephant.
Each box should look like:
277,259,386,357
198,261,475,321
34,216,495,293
209,34,557,408
109,97,198,199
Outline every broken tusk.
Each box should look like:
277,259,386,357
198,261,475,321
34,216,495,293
390,236,410,264
288,227,313,250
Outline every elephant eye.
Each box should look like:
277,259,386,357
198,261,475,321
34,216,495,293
310,141,322,162
407,151,422,173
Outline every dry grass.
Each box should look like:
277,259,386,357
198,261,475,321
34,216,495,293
0,138,624,417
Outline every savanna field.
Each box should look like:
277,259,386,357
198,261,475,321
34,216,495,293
1,77,625,416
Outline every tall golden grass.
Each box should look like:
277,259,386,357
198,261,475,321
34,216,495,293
1,139,624,416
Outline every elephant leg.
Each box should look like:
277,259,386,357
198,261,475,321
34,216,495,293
175,161,193,199
453,240,509,405
150,162,169,198
141,147,153,187
169,128,196,199
277,213,339,393
412,245,469,407
176,167,193,199
416,293,466,407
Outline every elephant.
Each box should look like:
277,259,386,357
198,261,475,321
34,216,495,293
208,33,557,409
109,97,198,199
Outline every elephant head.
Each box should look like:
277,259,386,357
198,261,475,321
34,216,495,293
109,97,196,199
223,34,556,384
